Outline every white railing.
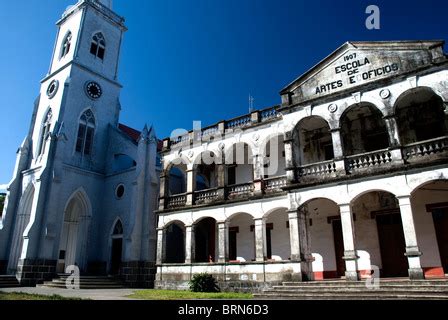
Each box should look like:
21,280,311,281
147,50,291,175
194,188,220,204
298,160,337,178
346,149,392,173
260,107,278,122
170,134,190,147
227,183,254,198
166,194,187,209
264,176,287,193
226,115,251,130
402,136,448,161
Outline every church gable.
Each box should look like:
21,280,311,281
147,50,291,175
280,40,446,105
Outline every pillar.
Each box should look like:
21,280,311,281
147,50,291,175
185,167,195,206
330,128,344,158
397,195,425,279
254,218,266,261
252,154,264,196
383,115,401,147
216,162,226,200
217,222,229,263
283,131,296,183
158,173,168,211
288,208,314,281
339,204,360,281
185,225,195,264
156,228,165,265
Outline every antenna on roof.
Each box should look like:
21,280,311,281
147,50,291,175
249,94,254,113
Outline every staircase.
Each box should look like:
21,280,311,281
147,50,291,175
254,278,448,300
0,275,20,288
38,274,125,289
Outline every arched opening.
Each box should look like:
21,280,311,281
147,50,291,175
90,32,106,60
195,151,219,191
411,180,448,277
60,31,72,58
225,143,253,185
352,190,407,278
395,87,447,145
305,198,344,280
194,217,217,263
263,135,286,178
167,163,187,195
164,221,185,263
265,208,290,261
340,103,389,156
110,219,123,275
293,116,334,165
227,213,255,262
57,191,91,273
7,185,35,274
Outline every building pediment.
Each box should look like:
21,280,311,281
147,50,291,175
280,40,446,105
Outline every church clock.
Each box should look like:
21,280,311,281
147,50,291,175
85,81,102,99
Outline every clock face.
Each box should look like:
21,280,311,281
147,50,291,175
47,80,59,99
85,81,102,99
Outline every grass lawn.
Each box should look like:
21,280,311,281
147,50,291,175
128,290,253,300
0,292,82,300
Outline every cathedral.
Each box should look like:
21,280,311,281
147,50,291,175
0,0,159,287
1,0,448,292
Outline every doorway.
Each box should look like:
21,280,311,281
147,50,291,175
432,208,448,274
332,219,346,278
376,213,408,277
110,220,123,275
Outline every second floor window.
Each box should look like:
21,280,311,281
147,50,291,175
61,31,72,58
76,110,96,156
90,33,106,60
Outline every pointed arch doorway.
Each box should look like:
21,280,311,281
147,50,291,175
110,220,123,275
57,191,91,274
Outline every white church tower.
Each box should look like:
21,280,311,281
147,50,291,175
0,0,159,287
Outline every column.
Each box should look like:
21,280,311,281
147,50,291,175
185,225,195,264
329,128,346,175
383,115,404,164
330,128,344,158
156,228,165,265
185,166,195,206
383,115,401,147
158,173,168,211
252,154,264,196
254,218,266,261
288,209,313,281
216,162,226,200
283,131,296,183
397,195,424,279
339,204,360,281
217,222,229,263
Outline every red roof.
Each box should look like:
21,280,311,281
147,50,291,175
118,123,163,151
118,123,141,142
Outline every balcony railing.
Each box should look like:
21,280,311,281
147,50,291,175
297,160,337,179
227,183,255,199
260,107,279,122
264,176,287,193
402,136,448,162
345,149,393,174
194,188,221,204
226,115,251,130
166,193,187,209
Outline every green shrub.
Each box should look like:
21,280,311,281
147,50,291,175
189,273,220,293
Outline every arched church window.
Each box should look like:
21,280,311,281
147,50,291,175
75,110,96,156
38,109,53,156
61,31,72,58
90,33,106,60
113,220,123,235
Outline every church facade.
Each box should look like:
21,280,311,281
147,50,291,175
0,0,159,287
156,41,448,290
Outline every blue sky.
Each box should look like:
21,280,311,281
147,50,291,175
0,0,447,188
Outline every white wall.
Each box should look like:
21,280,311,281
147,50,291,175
229,213,254,261
266,209,290,260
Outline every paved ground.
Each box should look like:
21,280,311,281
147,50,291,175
0,287,139,300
